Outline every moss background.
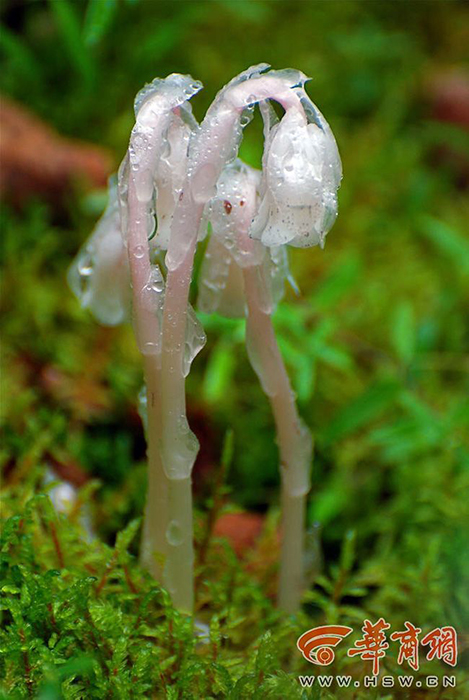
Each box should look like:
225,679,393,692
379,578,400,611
1,0,468,697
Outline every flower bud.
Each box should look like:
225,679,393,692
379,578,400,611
198,159,295,317
251,97,341,249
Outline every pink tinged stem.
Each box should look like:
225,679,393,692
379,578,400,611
243,268,312,613
166,75,303,272
235,176,312,613
119,74,204,612
140,356,167,581
125,118,172,588
159,73,308,613
157,194,206,614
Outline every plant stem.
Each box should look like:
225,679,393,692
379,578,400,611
279,488,307,612
153,72,305,612
125,171,170,586
140,356,168,582
159,200,203,613
243,266,312,613
164,472,194,612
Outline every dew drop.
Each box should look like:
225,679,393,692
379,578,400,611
183,305,207,377
137,385,148,432
78,254,93,277
166,520,184,547
142,341,159,355
151,277,164,293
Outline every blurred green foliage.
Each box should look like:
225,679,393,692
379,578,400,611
1,0,468,696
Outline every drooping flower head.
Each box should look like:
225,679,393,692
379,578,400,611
70,67,341,329
251,77,342,249
69,74,201,336
198,159,292,318
119,74,202,250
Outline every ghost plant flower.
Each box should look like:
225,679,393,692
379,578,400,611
71,73,203,613
252,90,341,249
69,64,341,616
194,74,341,612
198,159,289,316
246,86,341,611
68,179,130,326
197,151,336,613
157,71,312,586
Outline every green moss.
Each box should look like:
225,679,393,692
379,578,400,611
1,474,466,698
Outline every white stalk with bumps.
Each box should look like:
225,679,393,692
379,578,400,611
69,65,341,615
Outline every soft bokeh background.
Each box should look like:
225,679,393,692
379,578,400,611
2,0,468,638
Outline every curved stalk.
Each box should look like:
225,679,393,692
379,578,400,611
159,208,202,613
125,176,171,582
219,157,312,614
243,266,312,613
158,75,304,612
120,76,202,611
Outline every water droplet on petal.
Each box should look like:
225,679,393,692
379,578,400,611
183,305,207,377
78,255,93,277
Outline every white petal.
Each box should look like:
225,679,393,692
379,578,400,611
68,181,130,326
154,115,192,249
254,93,342,248
197,235,245,318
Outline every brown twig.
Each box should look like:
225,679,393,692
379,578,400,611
123,564,138,594
19,629,33,698
49,521,64,569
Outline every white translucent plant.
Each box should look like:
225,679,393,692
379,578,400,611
69,65,341,616
252,85,342,249
70,73,204,614
198,160,289,318
68,179,130,326
198,157,323,612
152,104,197,251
